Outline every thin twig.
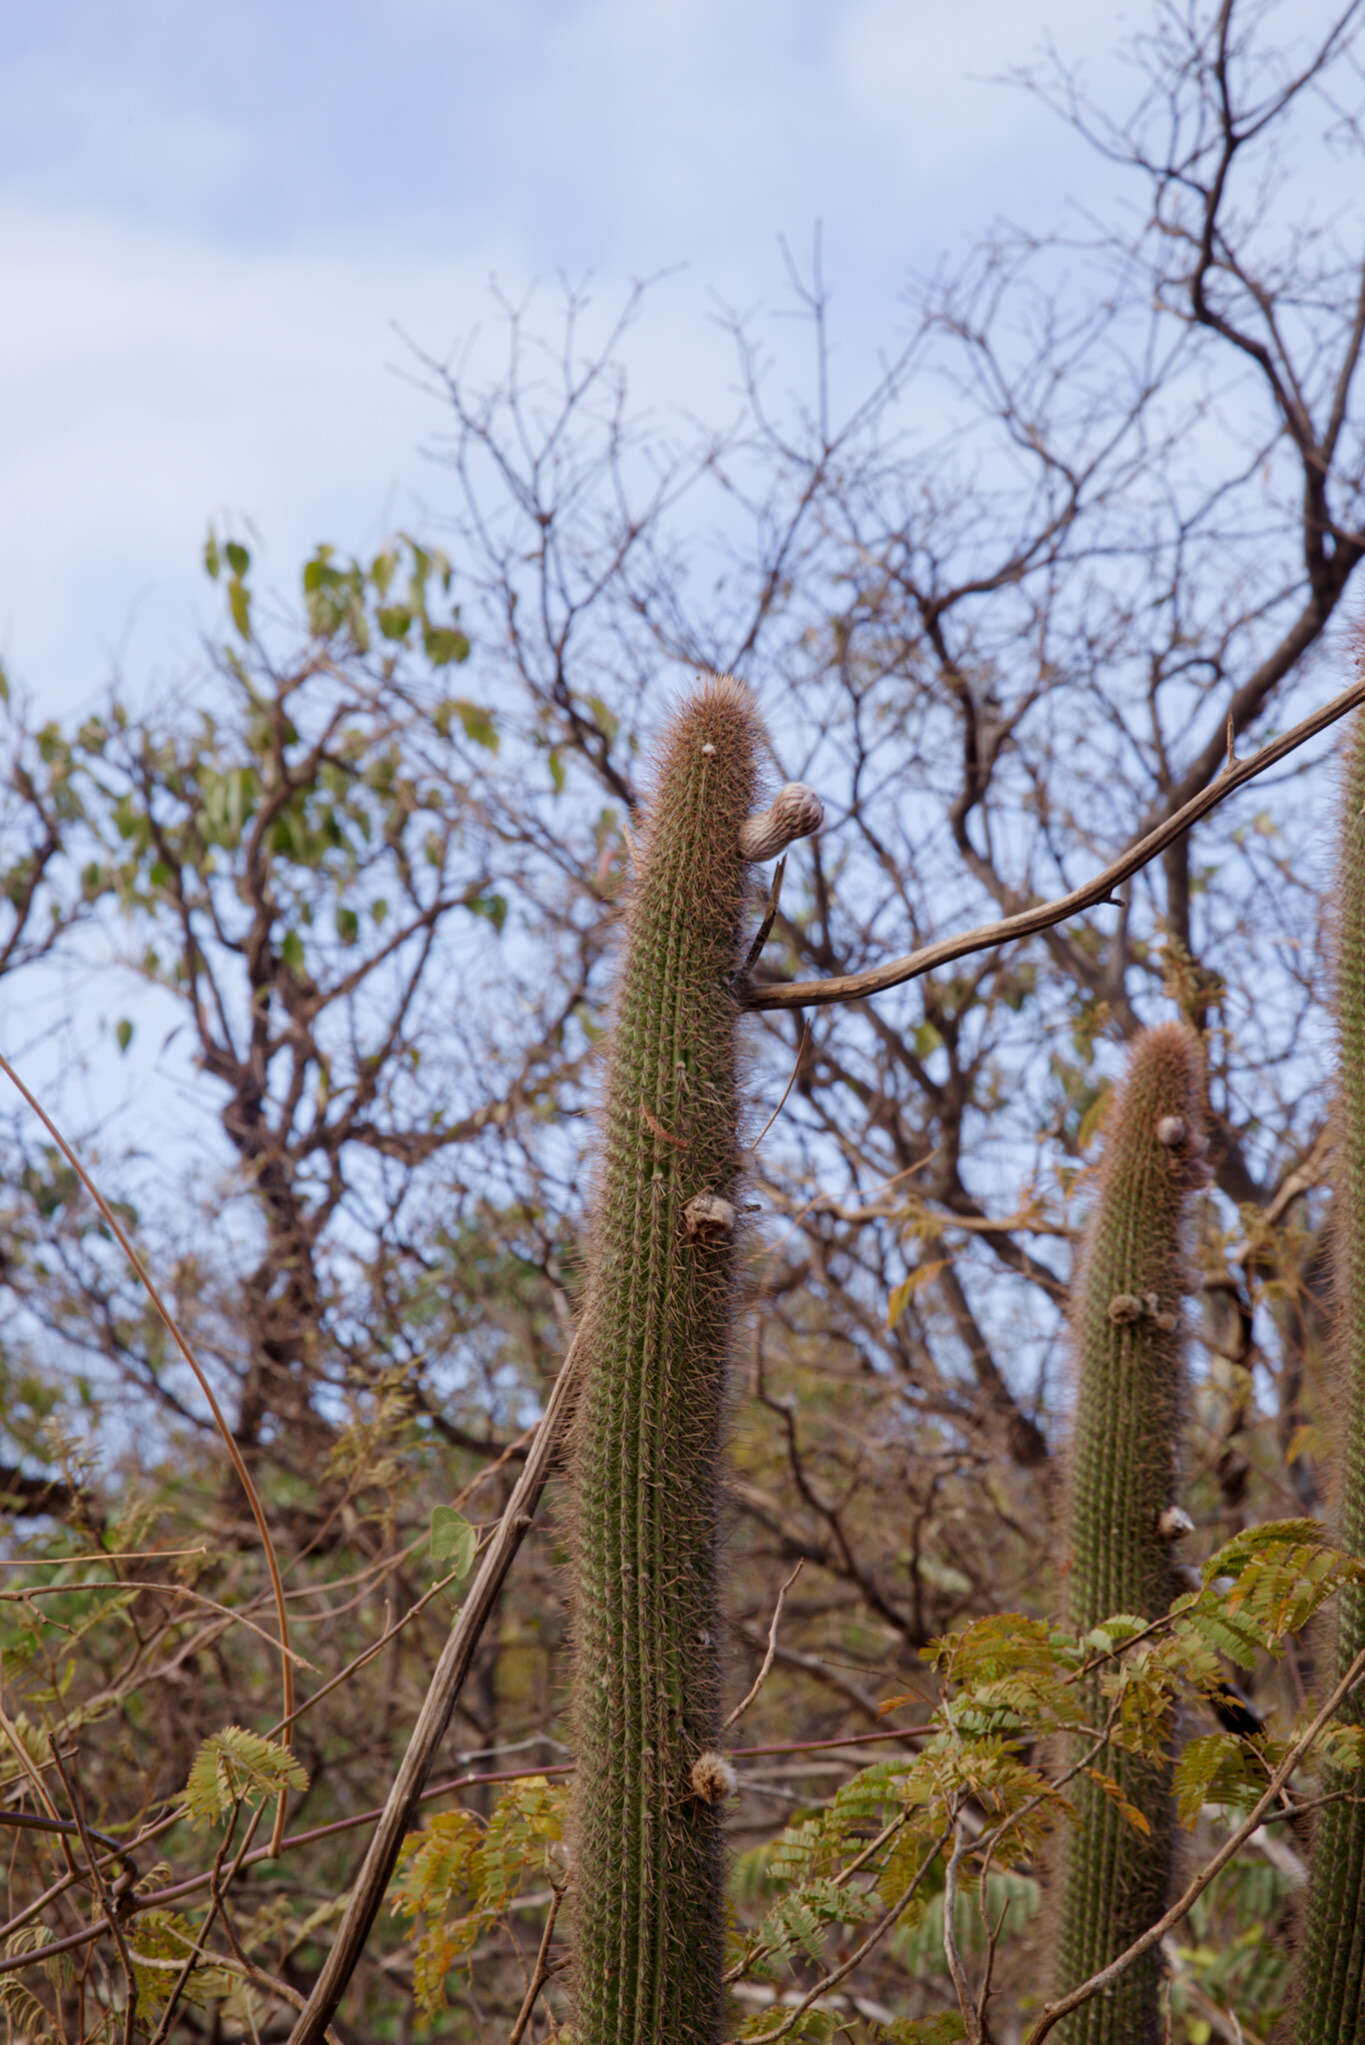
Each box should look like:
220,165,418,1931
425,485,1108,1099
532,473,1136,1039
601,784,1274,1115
723,1561,804,1731
749,1021,810,1152
745,668,1365,1010
742,853,787,975
49,1740,138,2045
976,1884,1015,2040
507,1882,565,2045
0,1547,207,1568
0,1048,297,1854
267,1536,493,1738
284,1327,586,2045
942,1812,981,2045
144,1803,263,2045
0,1808,140,1883
2,1580,315,1664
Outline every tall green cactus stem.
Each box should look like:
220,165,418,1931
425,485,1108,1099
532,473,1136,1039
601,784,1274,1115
1053,1024,1206,2045
1296,710,1365,2045
570,679,819,2045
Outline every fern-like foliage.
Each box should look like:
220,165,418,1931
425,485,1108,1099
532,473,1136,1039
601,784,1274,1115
720,1512,1363,2043
127,1911,232,2021
182,1725,308,1828
389,1776,567,2021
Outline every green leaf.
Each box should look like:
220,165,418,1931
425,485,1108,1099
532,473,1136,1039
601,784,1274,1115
1084,1765,1151,1835
183,1726,308,1828
371,548,398,596
876,2013,968,2042
430,1507,477,1579
203,529,221,580
0,660,9,707
130,1910,231,2015
376,603,414,642
1198,1520,1364,1646
115,1018,133,1055
467,892,508,934
281,929,305,975
548,747,565,795
335,904,360,946
303,548,337,596
1316,1722,1365,1772
227,576,251,640
424,627,473,671
224,540,250,577
1173,1733,1265,1827
887,1259,948,1330
740,2012,841,2043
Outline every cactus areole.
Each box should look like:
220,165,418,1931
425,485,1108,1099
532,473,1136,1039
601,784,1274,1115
1296,713,1365,2045
569,677,819,2045
1054,1024,1206,2045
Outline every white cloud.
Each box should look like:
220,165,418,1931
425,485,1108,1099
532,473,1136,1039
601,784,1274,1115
0,0,1167,717
0,203,529,711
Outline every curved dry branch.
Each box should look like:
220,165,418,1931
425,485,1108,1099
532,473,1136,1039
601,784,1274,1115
744,668,1365,1011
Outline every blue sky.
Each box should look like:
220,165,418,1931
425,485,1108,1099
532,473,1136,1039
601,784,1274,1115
1,0,1138,717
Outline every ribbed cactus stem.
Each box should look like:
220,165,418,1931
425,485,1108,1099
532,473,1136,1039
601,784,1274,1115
1296,710,1365,2045
1053,1024,1205,2045
569,677,818,2045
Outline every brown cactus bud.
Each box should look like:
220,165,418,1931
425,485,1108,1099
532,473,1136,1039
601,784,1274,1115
738,783,824,862
689,1752,738,1805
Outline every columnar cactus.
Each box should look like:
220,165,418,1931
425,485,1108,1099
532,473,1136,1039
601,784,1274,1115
569,677,820,2045
1296,712,1365,2045
1053,1023,1206,2045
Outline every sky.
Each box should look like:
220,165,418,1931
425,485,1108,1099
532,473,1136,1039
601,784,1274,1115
0,0,1139,720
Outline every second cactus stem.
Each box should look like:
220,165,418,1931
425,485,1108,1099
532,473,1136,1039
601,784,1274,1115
569,677,818,2045
1053,1023,1205,2045
1296,711,1365,2045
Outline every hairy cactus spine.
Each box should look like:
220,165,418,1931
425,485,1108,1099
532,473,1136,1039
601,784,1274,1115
1296,711,1365,2045
570,679,817,2045
1053,1024,1205,2045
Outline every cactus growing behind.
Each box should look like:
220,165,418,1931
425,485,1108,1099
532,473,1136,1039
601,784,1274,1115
1052,1023,1206,2045
1295,711,1365,2045
569,677,819,2045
